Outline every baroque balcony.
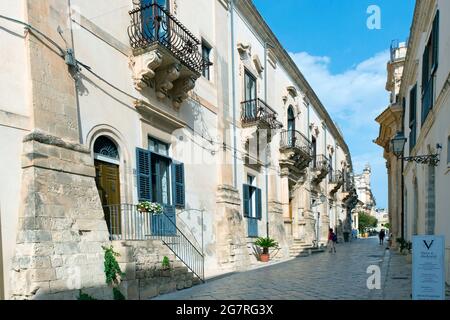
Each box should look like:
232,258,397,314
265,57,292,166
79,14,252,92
240,98,283,147
329,170,344,195
241,99,283,130
311,154,330,184
279,130,312,179
128,3,209,108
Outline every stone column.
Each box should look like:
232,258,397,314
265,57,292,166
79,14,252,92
10,0,109,299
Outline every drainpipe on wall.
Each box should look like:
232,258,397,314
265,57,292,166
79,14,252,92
230,0,237,189
264,42,273,238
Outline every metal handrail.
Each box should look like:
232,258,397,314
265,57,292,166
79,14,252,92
313,154,330,170
240,98,283,129
104,204,204,281
279,130,312,155
128,3,206,74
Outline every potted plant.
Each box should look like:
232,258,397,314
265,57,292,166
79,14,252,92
137,201,163,214
254,237,278,262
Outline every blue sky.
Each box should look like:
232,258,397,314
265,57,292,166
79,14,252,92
253,0,416,208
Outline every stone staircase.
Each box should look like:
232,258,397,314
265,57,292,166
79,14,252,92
289,239,325,257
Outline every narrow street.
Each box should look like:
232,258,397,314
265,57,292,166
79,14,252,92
154,238,412,300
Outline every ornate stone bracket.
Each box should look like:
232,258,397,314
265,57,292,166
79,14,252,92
155,63,181,99
130,49,163,91
171,76,197,109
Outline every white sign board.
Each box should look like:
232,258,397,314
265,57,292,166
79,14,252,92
412,235,445,300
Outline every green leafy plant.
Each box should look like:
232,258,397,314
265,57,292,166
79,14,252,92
254,237,278,254
358,212,378,234
77,290,96,300
102,246,126,300
162,256,171,270
396,238,412,253
113,287,125,300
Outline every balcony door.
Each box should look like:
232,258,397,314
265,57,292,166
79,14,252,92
141,0,170,43
287,106,295,147
312,137,317,167
244,70,257,120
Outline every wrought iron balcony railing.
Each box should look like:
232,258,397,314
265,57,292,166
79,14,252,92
313,154,330,171
128,3,206,74
241,99,283,129
329,170,343,184
280,130,312,156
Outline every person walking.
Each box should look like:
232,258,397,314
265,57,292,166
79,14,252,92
328,228,337,253
378,229,386,245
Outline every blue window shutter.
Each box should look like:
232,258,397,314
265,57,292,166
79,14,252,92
136,148,151,201
172,161,185,207
256,188,262,220
432,10,439,73
243,184,250,217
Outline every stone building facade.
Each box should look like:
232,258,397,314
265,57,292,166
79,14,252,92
375,0,450,285
354,165,377,217
0,0,356,299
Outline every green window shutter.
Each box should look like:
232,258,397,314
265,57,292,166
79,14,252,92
432,10,439,73
243,184,250,217
255,188,262,220
172,161,185,207
136,148,151,201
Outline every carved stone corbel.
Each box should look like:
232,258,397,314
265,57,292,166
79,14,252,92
171,76,197,108
131,49,163,91
155,63,181,99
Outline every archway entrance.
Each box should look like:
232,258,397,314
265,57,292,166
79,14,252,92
93,136,121,236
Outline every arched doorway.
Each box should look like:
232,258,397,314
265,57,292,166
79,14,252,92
93,136,121,235
287,106,295,146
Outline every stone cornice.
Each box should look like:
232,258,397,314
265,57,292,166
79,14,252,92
234,0,353,170
23,130,90,154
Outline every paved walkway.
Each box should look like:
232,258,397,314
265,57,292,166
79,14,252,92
153,237,415,300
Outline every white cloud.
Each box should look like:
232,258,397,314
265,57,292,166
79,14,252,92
289,50,390,130
290,51,390,207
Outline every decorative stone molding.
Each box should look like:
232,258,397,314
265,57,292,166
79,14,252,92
237,42,251,59
267,48,277,68
171,76,197,109
287,86,298,98
130,49,163,91
155,63,181,99
309,123,320,137
327,144,335,154
252,54,264,74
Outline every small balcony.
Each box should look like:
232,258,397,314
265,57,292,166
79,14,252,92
329,170,344,195
241,99,283,130
128,3,209,107
279,130,312,172
311,154,330,184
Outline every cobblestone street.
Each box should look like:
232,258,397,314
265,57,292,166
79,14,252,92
154,238,413,300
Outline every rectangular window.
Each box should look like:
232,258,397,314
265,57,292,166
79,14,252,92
149,137,169,156
422,11,439,125
201,41,212,80
243,70,257,121
409,85,417,152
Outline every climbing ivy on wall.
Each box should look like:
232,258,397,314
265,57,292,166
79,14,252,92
102,245,126,300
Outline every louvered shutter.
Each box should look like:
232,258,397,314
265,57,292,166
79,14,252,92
432,10,439,73
255,188,262,220
136,148,151,201
172,161,185,207
243,184,250,217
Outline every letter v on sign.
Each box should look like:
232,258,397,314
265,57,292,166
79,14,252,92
423,240,434,250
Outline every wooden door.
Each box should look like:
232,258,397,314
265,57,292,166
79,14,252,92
95,160,121,235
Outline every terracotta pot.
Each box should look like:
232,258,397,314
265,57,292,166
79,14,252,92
260,253,270,262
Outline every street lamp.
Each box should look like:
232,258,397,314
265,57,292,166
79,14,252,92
391,132,442,166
